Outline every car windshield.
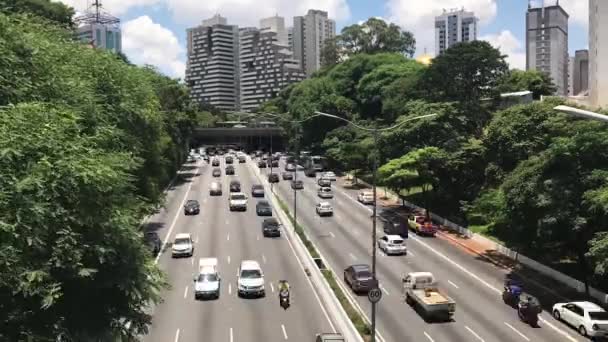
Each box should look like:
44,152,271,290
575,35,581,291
174,238,190,245
197,273,218,282
240,269,261,278
259,201,269,206
232,194,245,200
589,311,608,320
253,185,262,190
265,219,278,226
357,271,372,278
186,201,198,206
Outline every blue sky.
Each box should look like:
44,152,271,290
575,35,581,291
61,0,590,78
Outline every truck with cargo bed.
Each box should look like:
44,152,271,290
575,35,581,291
402,272,455,321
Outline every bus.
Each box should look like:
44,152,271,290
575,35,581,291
303,155,326,173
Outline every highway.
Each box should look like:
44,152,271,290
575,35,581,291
269,158,588,342
142,156,334,342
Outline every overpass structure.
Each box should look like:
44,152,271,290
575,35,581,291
192,126,286,151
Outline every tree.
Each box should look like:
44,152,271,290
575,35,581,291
320,37,341,69
498,69,557,99
0,0,74,27
378,147,447,218
356,60,425,121
420,41,508,106
323,126,372,182
336,18,416,57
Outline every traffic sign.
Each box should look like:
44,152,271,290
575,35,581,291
368,287,382,303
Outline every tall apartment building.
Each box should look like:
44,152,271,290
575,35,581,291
260,15,288,45
292,10,336,76
434,8,478,55
572,50,589,96
525,1,569,96
185,15,240,111
590,0,608,108
239,17,305,112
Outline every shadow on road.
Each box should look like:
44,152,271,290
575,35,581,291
143,221,166,234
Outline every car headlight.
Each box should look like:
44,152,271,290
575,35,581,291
593,324,599,331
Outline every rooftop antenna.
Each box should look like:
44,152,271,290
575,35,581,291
74,0,119,26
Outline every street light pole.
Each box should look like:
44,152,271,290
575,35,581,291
370,127,379,342
293,123,299,231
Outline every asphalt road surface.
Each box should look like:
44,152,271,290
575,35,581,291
269,158,587,342
142,156,334,342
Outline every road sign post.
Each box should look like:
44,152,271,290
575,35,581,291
368,287,382,304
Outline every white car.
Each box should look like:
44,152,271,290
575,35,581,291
378,235,407,255
193,258,221,299
171,233,194,257
553,301,608,338
317,186,333,199
323,171,337,181
229,192,248,211
358,191,374,204
316,202,333,216
237,260,265,297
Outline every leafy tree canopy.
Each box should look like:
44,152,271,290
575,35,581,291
0,0,74,27
498,69,557,99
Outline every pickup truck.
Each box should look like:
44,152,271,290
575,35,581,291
403,272,455,322
408,215,437,236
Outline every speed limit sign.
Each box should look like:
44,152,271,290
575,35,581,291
368,287,382,303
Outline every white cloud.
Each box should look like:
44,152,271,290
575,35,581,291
386,0,497,56
480,30,526,70
122,16,185,78
531,0,588,27
163,0,350,27
56,0,161,16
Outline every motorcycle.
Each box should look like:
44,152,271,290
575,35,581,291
502,284,522,308
517,295,541,327
279,290,290,310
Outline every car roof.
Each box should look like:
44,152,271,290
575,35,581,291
230,180,240,184
319,201,331,205
320,187,332,191
263,217,278,223
175,233,191,240
252,184,263,188
199,257,218,268
258,200,270,205
240,260,261,270
186,199,199,203
385,235,403,240
351,264,370,271
230,192,245,196
571,301,604,311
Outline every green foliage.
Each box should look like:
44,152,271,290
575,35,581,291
498,69,557,99
0,0,74,27
421,41,509,106
338,18,416,57
0,13,202,340
323,126,373,179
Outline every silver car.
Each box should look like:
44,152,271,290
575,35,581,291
378,235,407,255
316,202,333,216
194,258,220,299
317,186,333,199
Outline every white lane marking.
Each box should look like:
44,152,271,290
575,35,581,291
380,285,389,295
448,280,459,289
174,328,180,342
352,229,360,236
329,231,336,238
226,219,229,225
227,234,230,241
270,282,275,293
195,235,199,243
262,254,267,264
504,322,530,341
191,258,194,266
411,236,577,341
154,162,201,264
203,197,208,204
281,324,288,340
349,253,357,260
230,327,234,342
408,250,415,257
246,162,337,333
465,326,485,342
183,286,188,299
228,283,232,295
423,331,435,342
227,255,231,264
257,235,260,241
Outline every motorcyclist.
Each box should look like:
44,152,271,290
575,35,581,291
278,280,290,309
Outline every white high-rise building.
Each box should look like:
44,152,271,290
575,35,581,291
260,15,288,46
239,20,305,112
434,8,478,55
292,9,336,76
590,0,608,108
525,1,569,96
185,15,240,111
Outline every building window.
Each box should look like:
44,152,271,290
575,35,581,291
96,29,101,45
107,31,114,50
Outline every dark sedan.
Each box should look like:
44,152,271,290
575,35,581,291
212,168,221,177
282,172,293,180
258,160,267,168
271,160,279,167
344,264,375,294
225,165,235,175
256,200,273,216
251,184,265,197
184,199,200,215
230,180,241,192
291,180,304,190
268,173,279,183
262,217,281,237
